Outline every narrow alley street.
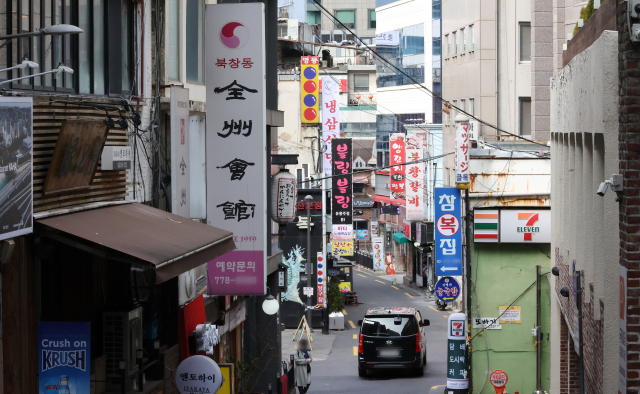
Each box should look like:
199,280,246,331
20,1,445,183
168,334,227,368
284,268,449,394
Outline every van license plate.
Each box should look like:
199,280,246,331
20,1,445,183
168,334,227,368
379,349,400,357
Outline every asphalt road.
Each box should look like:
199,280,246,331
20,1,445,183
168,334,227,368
308,269,450,394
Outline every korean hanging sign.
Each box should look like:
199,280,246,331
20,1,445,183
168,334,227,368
405,131,424,221
389,134,405,202
322,77,340,175
331,138,352,226
205,3,266,295
435,187,462,276
455,118,470,190
170,86,191,218
301,56,319,123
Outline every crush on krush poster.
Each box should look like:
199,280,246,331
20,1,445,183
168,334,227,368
0,97,33,241
39,322,91,394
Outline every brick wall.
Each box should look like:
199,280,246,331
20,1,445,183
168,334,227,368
619,1,640,392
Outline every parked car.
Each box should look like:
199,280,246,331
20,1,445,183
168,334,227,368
356,307,430,377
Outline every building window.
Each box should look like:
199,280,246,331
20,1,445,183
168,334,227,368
354,157,367,168
445,34,449,57
168,0,180,80
519,97,531,135
335,10,355,29
461,99,465,113
461,28,465,53
376,24,425,87
452,100,457,120
470,24,474,50
0,0,133,95
353,183,365,193
307,11,321,26
369,10,376,29
453,31,457,55
186,0,204,83
519,22,531,62
469,98,474,116
354,74,369,92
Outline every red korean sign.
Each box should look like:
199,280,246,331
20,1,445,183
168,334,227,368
490,369,508,394
390,134,406,201
319,79,347,92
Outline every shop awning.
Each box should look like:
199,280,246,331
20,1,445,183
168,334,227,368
372,195,406,206
37,203,236,283
392,232,411,244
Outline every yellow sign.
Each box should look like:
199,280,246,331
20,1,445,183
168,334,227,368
498,306,522,324
339,282,352,291
300,56,319,123
218,363,234,394
332,240,353,256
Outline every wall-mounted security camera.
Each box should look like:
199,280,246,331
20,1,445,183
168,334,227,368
560,286,571,298
596,174,623,201
551,266,560,277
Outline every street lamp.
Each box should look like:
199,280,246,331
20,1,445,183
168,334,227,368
262,287,279,315
0,24,83,49
0,64,73,87
0,59,39,74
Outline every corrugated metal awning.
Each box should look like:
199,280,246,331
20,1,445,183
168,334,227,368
37,203,236,283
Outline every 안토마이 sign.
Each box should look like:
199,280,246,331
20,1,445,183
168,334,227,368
175,355,224,394
39,322,91,394
500,210,551,243
206,3,267,295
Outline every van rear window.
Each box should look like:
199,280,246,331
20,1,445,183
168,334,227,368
361,317,416,336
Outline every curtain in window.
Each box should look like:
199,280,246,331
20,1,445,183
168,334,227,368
335,10,355,28
168,0,180,79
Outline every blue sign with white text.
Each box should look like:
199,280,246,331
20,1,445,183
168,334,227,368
435,187,462,276
39,322,91,394
435,276,461,302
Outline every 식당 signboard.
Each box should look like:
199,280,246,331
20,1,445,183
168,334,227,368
435,187,462,276
39,322,91,394
170,86,191,218
332,138,352,225
0,97,33,241
322,77,340,175
206,3,266,295
301,56,319,123
389,134,405,201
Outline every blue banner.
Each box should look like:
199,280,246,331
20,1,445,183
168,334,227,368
435,187,462,276
39,322,91,394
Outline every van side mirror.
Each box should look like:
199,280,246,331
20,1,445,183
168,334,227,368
423,319,430,327
357,320,363,326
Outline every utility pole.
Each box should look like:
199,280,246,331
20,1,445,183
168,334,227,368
464,188,472,394
534,265,543,394
304,194,314,332
322,177,329,335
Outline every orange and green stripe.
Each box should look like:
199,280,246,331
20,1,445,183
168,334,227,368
474,211,499,242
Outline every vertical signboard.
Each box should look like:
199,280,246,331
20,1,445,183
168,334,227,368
455,119,470,190
301,56,319,123
206,3,266,295
405,132,424,221
447,313,469,391
0,97,32,241
322,77,340,174
317,252,325,306
171,86,191,218
331,138,352,226
372,237,384,271
389,134,405,201
435,187,462,276
39,322,91,394
620,265,628,394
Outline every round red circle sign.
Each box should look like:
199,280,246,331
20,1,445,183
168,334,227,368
490,369,508,388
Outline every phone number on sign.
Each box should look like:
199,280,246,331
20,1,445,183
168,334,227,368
212,277,236,284
234,236,257,242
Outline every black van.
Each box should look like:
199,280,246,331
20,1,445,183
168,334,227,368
356,307,430,377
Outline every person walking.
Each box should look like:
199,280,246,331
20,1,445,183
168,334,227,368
294,339,312,394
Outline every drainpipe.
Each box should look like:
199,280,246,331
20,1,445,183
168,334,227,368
534,265,543,394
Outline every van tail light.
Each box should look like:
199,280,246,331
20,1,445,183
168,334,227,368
415,333,421,353
359,334,364,353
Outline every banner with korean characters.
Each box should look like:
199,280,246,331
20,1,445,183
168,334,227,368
455,118,470,189
332,240,354,256
332,224,353,240
372,237,384,271
447,313,468,390
206,3,266,295
317,252,326,307
39,322,91,394
472,317,502,330
170,86,191,218
322,77,340,174
301,56,319,123
405,131,424,221
332,139,352,225
389,134,405,201
435,187,462,276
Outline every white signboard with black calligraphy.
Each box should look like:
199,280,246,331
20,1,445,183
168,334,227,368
206,3,266,295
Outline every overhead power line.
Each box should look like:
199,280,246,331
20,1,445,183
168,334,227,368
310,0,548,148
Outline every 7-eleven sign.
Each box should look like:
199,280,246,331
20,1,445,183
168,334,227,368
450,320,464,337
500,210,551,243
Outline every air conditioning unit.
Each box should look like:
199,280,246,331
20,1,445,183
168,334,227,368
179,269,197,306
104,306,143,391
321,60,328,67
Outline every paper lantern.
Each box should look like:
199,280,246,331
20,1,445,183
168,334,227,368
271,169,297,223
